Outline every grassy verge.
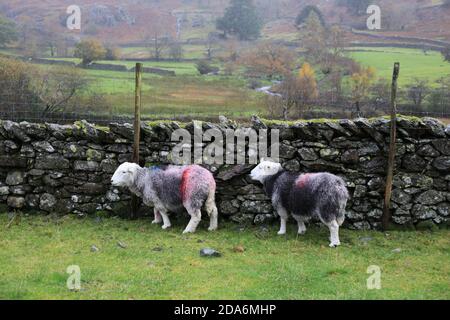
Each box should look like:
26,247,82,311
0,214,448,300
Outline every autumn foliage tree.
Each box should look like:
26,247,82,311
240,42,295,79
74,39,106,66
274,62,319,120
350,66,376,116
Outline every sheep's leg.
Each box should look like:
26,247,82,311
152,209,163,224
183,209,202,234
277,207,289,235
326,219,341,248
159,209,172,230
205,192,218,231
292,214,307,235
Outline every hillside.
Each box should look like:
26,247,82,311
1,0,450,46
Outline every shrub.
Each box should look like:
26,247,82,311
195,60,219,75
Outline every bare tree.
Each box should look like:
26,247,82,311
407,78,430,109
31,66,88,114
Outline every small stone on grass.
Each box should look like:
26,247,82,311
200,248,221,257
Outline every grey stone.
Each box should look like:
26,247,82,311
241,200,273,214
415,190,445,205
40,193,57,212
0,186,9,196
437,203,449,217
283,159,300,172
341,150,359,164
35,155,70,170
100,159,118,173
358,143,380,156
32,141,55,153
320,148,339,160
6,171,25,186
392,215,412,225
433,157,450,171
391,189,412,205
74,161,99,172
254,214,275,225
200,248,221,257
402,154,427,172
219,200,239,215
353,185,367,198
412,205,437,220
298,148,318,161
432,139,450,156
417,144,439,157
7,196,25,208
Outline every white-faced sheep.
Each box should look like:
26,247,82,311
111,162,218,234
250,161,349,247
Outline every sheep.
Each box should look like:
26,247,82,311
111,162,218,234
250,161,349,247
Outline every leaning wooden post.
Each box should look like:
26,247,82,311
131,63,143,219
382,62,400,230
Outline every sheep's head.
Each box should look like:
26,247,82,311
250,161,283,183
111,162,141,188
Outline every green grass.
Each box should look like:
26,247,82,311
348,47,450,87
0,214,448,300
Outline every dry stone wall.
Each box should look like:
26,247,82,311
0,117,449,230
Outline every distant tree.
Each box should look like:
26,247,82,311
370,78,390,109
0,57,37,109
216,0,262,40
105,46,122,61
169,41,184,61
442,46,450,62
407,78,430,109
295,5,325,28
240,42,295,79
31,66,88,114
350,66,376,116
0,16,18,47
74,40,106,65
295,62,319,115
196,60,219,75
299,11,327,62
337,0,371,15
204,34,218,60
274,63,318,119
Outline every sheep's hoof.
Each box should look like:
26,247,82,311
329,242,341,248
208,226,218,232
162,225,171,230
182,229,194,234
152,220,162,224
277,231,286,235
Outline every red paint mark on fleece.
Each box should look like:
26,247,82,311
296,174,313,188
180,167,192,203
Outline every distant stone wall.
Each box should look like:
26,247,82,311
0,117,449,230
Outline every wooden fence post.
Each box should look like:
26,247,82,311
131,63,143,219
382,62,400,230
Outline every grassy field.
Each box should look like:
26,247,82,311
348,47,450,87
5,46,450,118
0,214,448,300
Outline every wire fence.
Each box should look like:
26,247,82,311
0,77,449,125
